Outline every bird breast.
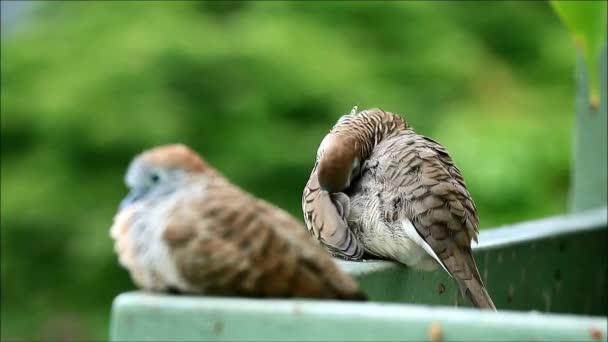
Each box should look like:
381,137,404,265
110,187,197,292
347,191,438,271
345,133,439,271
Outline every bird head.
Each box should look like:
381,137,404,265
316,134,360,193
119,144,208,209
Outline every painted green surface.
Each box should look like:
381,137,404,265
110,208,607,341
111,293,607,342
571,46,608,212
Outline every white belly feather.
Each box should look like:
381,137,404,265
110,191,192,292
349,195,446,272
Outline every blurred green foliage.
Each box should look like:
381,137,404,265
551,0,608,109
1,1,576,340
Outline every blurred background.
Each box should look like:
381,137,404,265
0,1,586,340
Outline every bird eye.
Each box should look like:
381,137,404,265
150,173,160,183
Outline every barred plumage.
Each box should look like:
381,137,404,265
302,108,495,310
111,144,365,300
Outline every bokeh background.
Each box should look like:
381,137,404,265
0,1,585,340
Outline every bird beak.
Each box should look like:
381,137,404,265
119,189,145,210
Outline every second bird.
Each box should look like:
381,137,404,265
111,144,365,300
302,107,496,310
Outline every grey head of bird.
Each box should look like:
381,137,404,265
119,144,209,209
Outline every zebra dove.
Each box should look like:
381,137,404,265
302,108,495,309
111,144,366,300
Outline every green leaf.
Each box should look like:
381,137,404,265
551,0,607,110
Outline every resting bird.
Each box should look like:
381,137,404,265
111,144,365,300
302,107,495,309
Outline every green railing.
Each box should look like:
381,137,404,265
110,207,607,341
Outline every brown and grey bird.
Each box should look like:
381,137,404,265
111,143,365,300
302,107,495,309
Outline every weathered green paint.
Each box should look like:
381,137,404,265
110,208,607,341
571,45,607,212
111,293,607,342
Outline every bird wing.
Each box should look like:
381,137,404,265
302,162,365,260
370,133,494,309
165,176,365,300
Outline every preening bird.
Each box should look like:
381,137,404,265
302,108,496,310
111,144,365,300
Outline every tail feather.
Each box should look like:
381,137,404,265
458,252,496,311
461,277,496,310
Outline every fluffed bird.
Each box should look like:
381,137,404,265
302,108,495,309
111,144,366,300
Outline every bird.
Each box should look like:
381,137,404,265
110,143,366,300
302,107,496,310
